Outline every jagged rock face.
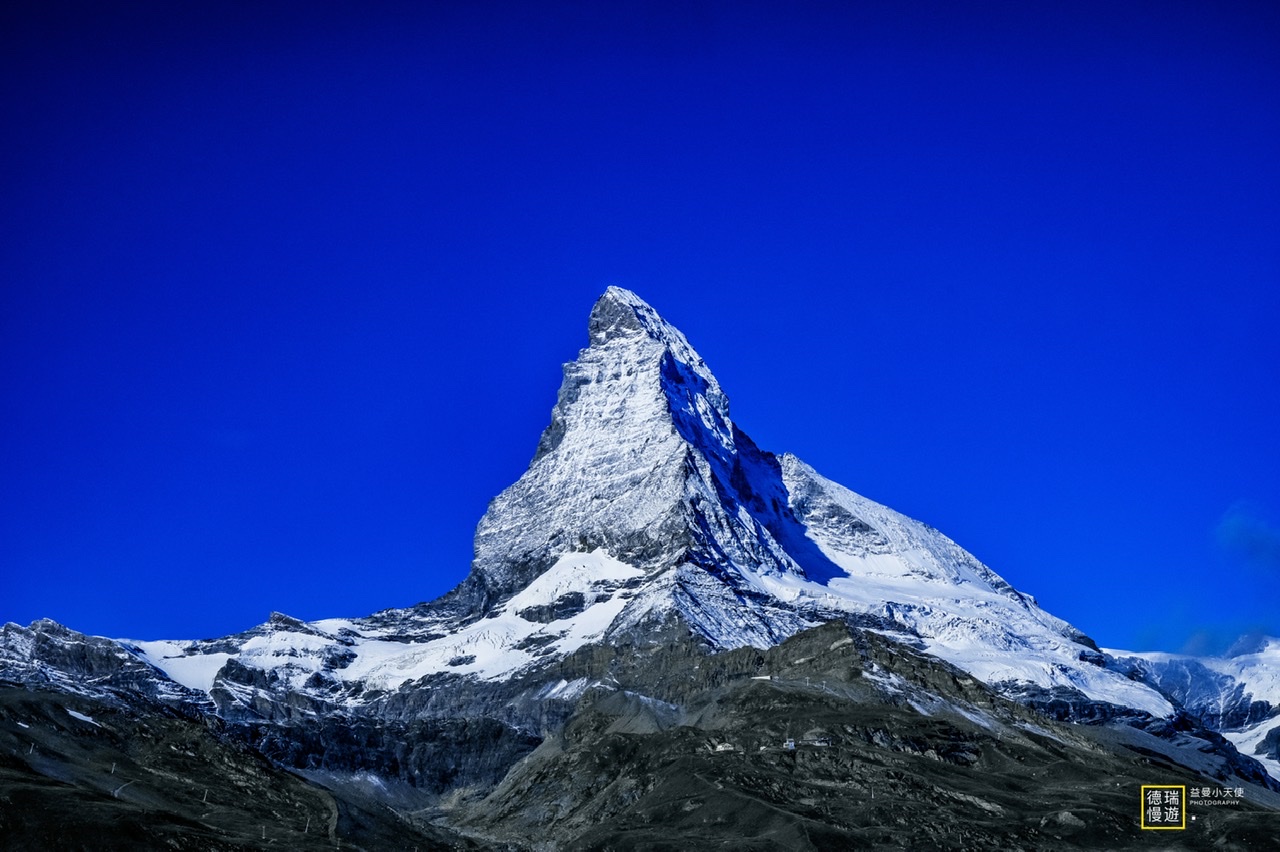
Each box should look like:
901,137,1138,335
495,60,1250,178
4,288,1177,727
448,288,1167,716
1108,640,1280,780
3,287,1280,846
453,623,1280,851
0,621,208,710
1129,658,1273,730
469,287,803,617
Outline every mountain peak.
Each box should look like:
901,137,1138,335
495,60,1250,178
447,289,1172,715
466,288,737,605
1225,632,1278,658
588,286,652,345
11,287,1181,734
587,286,685,349
583,287,731,431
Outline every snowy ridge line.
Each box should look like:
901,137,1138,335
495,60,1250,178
70,287,1179,722
129,551,647,698
1105,638,1280,709
1105,639,1280,778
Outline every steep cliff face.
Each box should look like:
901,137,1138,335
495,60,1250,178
6,288,1174,723
3,287,1278,846
452,623,1280,851
458,287,817,651
415,287,1170,715
1109,639,1280,780
0,620,209,710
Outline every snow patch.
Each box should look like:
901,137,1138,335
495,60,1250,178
537,677,592,702
65,709,99,727
1223,720,1280,782
131,641,232,694
339,550,645,688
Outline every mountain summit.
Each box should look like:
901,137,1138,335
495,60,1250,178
466,285,743,609
7,289,1173,717
435,287,1166,713
124,287,1173,717
4,288,1278,848
459,285,819,644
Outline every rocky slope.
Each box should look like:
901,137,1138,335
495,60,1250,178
452,622,1280,851
0,682,487,851
14,288,1174,719
1107,637,1280,781
2,287,1277,847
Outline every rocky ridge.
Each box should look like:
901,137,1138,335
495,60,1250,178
14,288,1178,719
2,287,1278,848
1107,639,1280,780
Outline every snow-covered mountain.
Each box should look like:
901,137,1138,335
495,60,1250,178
13,286,1171,722
1108,638,1280,779
7,284,1280,850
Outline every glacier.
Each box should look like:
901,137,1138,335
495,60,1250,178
1108,637,1280,779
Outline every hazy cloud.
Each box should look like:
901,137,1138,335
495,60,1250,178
1177,629,1223,657
1215,502,1280,572
1177,627,1273,658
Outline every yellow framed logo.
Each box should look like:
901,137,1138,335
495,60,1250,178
1141,785,1186,830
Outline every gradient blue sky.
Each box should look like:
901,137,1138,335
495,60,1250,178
3,1,1278,655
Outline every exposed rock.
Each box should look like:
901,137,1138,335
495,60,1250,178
3,288,1278,846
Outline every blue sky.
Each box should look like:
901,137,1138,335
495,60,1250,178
2,1,1277,655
